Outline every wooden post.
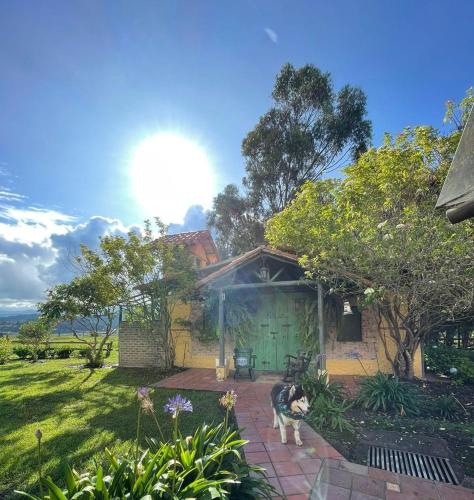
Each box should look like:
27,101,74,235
218,288,225,367
318,282,326,370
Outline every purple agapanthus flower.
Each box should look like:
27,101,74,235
164,394,193,418
138,387,150,399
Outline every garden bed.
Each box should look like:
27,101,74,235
312,378,474,487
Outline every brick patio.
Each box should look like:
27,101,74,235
155,368,474,499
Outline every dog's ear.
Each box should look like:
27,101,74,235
289,385,296,398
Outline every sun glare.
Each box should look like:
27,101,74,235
130,133,216,223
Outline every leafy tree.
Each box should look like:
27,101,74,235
0,337,12,364
104,219,198,371
267,95,474,379
18,319,53,362
209,63,371,256
443,86,474,131
207,184,265,257
39,245,124,367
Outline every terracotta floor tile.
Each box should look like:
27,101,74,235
339,461,368,476
367,467,398,483
298,458,322,474
256,462,276,478
350,490,384,499
319,467,353,489
436,484,474,500
273,461,303,476
313,445,343,458
244,441,266,452
264,441,289,451
399,476,440,500
306,473,317,485
279,474,311,495
311,482,351,500
385,492,405,500
245,450,270,463
268,448,293,462
351,475,386,498
266,476,283,497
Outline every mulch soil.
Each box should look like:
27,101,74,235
316,379,474,488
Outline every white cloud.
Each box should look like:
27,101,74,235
0,200,138,312
0,205,77,245
264,27,278,44
0,189,26,202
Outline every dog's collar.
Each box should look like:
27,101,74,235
277,386,306,421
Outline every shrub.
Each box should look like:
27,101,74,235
302,370,353,433
425,345,474,384
54,347,73,359
356,372,420,416
78,347,90,358
430,395,464,421
13,345,33,359
36,349,51,360
0,338,12,364
309,394,353,432
301,369,344,402
452,357,474,385
18,319,53,362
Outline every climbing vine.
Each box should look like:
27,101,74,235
189,289,259,347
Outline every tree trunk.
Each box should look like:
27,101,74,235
403,349,415,379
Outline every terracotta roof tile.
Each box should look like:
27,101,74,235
163,230,213,245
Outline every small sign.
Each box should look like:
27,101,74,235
236,356,248,367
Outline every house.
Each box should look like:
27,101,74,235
118,230,423,379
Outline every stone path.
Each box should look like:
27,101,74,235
155,368,473,499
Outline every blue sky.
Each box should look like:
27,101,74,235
0,0,473,311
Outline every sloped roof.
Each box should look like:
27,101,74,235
163,230,219,260
196,245,299,288
436,107,474,222
163,230,213,245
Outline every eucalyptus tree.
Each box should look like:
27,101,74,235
209,63,371,256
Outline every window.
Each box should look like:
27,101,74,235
337,305,362,341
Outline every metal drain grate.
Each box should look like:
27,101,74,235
368,446,459,484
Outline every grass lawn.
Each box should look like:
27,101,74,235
0,347,224,497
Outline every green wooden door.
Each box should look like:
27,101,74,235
251,291,310,371
252,293,275,371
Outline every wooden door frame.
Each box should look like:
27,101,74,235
217,280,326,371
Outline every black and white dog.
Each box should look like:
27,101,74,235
271,383,309,446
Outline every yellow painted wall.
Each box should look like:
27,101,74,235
171,302,424,378
326,347,423,377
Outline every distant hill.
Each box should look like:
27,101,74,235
0,312,119,335
0,313,39,334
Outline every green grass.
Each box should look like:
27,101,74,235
0,354,224,497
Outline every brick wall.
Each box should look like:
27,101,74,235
118,321,164,368
325,308,378,360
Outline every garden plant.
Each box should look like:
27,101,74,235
16,389,275,499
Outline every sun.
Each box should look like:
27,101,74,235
130,133,216,223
